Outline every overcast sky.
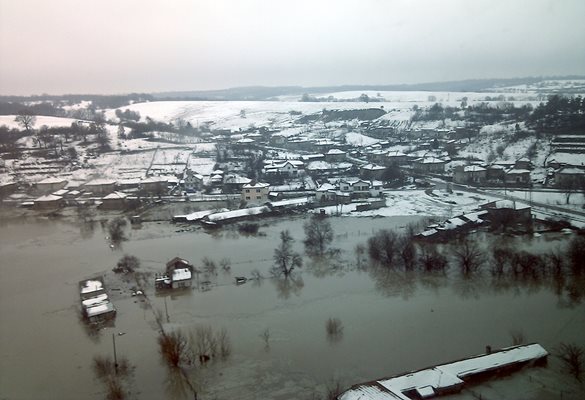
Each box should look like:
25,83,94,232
1,0,584,95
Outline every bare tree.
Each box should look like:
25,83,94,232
14,111,36,132
367,229,399,267
271,230,302,278
158,330,192,368
303,213,334,256
398,234,416,270
418,244,448,271
452,238,484,275
557,343,584,381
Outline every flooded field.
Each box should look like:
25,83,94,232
0,213,584,399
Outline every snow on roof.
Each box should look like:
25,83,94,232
52,189,69,196
343,344,547,400
371,180,383,187
225,175,252,184
243,182,270,189
463,165,486,172
102,191,127,200
80,279,103,295
270,197,311,207
558,167,585,175
462,210,488,222
326,148,346,154
506,169,530,174
206,206,270,222
361,163,386,170
85,302,115,318
339,383,408,400
307,161,352,170
141,176,168,183
81,293,109,309
37,177,67,184
35,194,63,202
175,209,222,222
172,268,192,282
85,179,117,186
317,183,337,191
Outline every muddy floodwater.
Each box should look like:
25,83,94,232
1,214,584,399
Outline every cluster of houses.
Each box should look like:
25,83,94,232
79,277,116,323
416,199,533,241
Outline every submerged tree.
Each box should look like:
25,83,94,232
113,255,140,274
303,213,334,256
367,229,399,267
452,238,484,275
107,217,127,244
557,343,584,381
271,230,302,278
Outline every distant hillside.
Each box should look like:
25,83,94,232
152,76,585,100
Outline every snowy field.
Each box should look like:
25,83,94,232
0,115,81,129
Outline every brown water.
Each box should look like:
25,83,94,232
0,215,584,399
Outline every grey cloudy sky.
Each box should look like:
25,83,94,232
1,0,584,95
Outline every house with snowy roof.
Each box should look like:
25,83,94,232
155,257,194,290
412,157,447,174
84,179,117,195
324,148,347,162
453,165,487,185
555,167,585,188
241,182,270,204
504,169,531,187
35,177,68,194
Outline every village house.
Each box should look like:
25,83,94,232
515,157,532,170
223,174,251,193
453,165,487,185
504,169,531,187
339,179,383,198
35,177,68,194
480,200,532,228
34,194,65,210
367,149,388,164
263,160,303,178
486,164,506,183
184,169,204,191
360,163,386,180
84,179,117,195
155,257,194,290
324,148,347,162
100,191,127,210
241,182,270,204
413,157,447,174
555,167,585,188
140,176,169,195
315,182,351,204
385,151,408,166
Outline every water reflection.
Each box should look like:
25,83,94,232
272,276,304,299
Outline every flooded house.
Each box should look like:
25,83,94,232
79,277,116,323
155,257,194,290
33,194,65,210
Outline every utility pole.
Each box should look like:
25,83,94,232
112,333,118,375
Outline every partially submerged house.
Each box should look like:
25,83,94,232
155,257,194,290
34,194,65,210
79,277,116,323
